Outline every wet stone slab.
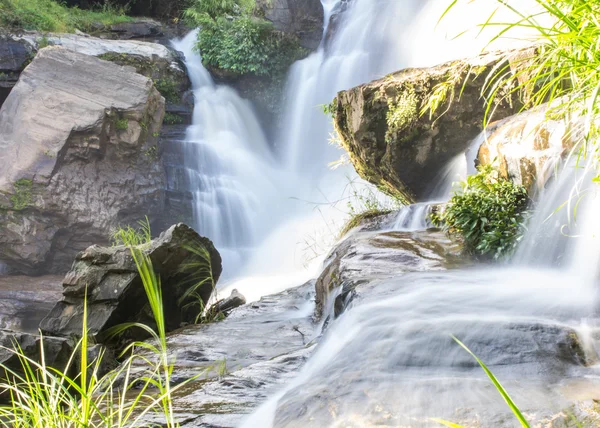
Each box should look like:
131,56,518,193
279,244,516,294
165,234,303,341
0,275,63,333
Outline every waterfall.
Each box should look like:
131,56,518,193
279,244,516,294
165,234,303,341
171,32,281,275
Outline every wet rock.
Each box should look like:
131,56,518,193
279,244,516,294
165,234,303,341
0,275,63,333
477,103,583,193
130,282,315,426
257,0,324,50
334,50,526,202
0,46,165,274
40,224,222,341
213,289,247,315
0,36,34,108
315,230,463,319
108,19,164,40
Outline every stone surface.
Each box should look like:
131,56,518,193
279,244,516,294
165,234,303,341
39,224,221,340
0,36,34,108
0,275,63,333
108,19,164,40
213,289,247,315
0,47,165,274
477,104,582,192
334,50,525,202
315,230,464,320
257,0,324,50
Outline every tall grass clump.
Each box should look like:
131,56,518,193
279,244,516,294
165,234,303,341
0,0,132,33
0,223,206,427
442,0,600,177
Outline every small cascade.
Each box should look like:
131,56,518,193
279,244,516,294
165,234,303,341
389,130,483,232
392,203,432,231
171,32,280,274
516,157,600,280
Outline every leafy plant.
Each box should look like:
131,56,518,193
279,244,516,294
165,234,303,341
154,78,180,104
442,0,600,177
432,166,530,259
185,0,308,77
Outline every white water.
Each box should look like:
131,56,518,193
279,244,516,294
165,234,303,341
235,0,600,426
171,0,600,425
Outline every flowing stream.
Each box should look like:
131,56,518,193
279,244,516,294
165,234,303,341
172,0,600,425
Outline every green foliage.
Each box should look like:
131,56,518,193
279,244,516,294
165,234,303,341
338,179,402,238
163,113,184,125
183,0,255,20
144,145,159,160
185,0,308,77
111,217,152,247
320,99,337,118
433,166,530,260
179,242,220,324
443,0,600,168
115,118,128,131
10,179,32,211
0,0,132,33
386,89,419,143
154,78,180,104
0,241,207,427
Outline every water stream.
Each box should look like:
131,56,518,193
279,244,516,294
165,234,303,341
172,0,600,425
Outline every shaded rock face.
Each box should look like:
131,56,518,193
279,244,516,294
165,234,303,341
477,104,582,193
315,230,464,320
0,47,165,274
0,275,63,333
257,0,324,50
40,224,222,340
0,36,34,109
334,51,524,203
63,0,187,19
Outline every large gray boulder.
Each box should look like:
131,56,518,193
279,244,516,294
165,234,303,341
40,224,222,340
333,50,525,203
257,0,324,50
0,46,165,274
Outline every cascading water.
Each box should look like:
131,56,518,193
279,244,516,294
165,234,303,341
171,32,282,275
236,0,600,426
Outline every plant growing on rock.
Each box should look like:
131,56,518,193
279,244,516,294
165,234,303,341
0,242,206,427
432,166,530,259
443,0,600,178
184,0,308,77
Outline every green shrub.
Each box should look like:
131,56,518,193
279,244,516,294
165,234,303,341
154,78,180,104
0,0,132,32
432,166,530,260
185,0,308,77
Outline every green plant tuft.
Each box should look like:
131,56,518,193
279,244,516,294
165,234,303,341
10,179,33,211
185,0,308,78
432,166,530,260
115,118,128,131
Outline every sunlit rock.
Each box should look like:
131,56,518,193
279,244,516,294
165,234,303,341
334,50,526,203
0,46,165,274
40,224,222,341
